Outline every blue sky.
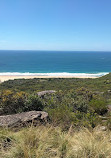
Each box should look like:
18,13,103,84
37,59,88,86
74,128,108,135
0,0,111,51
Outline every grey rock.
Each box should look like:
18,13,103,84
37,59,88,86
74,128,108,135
37,90,56,97
107,105,111,112
99,126,107,131
107,90,111,93
94,126,107,131
0,111,48,128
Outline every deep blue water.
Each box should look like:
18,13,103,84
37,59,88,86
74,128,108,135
0,50,111,76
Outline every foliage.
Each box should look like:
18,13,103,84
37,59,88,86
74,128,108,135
24,94,44,111
0,74,111,157
0,91,44,114
47,104,75,129
0,90,27,114
89,99,107,115
0,74,110,129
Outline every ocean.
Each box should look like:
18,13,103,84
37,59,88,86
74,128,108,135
0,50,111,77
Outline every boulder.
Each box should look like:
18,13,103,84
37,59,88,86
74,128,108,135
0,111,48,128
107,105,111,112
37,90,56,97
107,90,111,93
94,126,107,131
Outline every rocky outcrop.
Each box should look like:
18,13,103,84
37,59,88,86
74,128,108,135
0,111,48,128
37,90,56,97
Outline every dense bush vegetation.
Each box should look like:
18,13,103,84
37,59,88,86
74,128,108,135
0,74,111,129
0,91,44,114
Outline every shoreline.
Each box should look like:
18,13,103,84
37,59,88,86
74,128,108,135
0,75,98,82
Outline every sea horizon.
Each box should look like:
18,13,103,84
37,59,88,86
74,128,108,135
1,50,111,52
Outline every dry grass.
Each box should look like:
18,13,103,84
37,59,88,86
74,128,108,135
0,125,111,158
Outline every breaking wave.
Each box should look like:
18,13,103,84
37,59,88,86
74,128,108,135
0,72,109,77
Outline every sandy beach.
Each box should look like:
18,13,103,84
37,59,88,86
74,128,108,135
0,75,98,83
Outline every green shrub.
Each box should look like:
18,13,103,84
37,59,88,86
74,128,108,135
24,94,44,111
73,96,89,113
0,91,44,114
0,90,27,114
47,104,75,129
89,99,107,115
